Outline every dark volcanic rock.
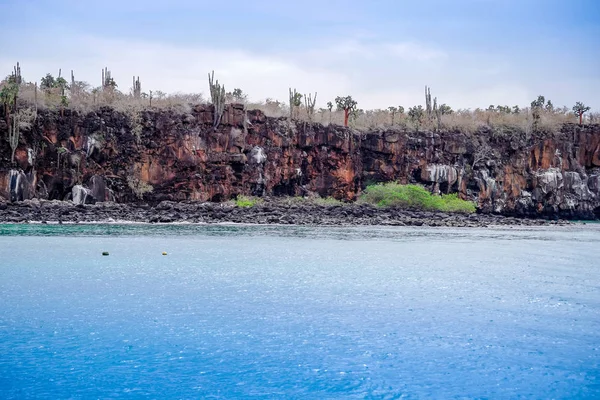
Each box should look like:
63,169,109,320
0,199,568,228
0,104,599,220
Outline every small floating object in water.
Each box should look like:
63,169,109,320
102,251,109,256
162,251,168,256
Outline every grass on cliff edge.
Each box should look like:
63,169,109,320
359,183,476,213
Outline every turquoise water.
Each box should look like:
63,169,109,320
0,224,599,399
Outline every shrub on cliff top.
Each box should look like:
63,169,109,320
360,183,476,213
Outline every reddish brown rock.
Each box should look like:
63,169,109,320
1,104,599,219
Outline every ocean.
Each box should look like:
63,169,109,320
1,223,599,399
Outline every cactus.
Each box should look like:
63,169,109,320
101,67,116,90
304,92,317,122
1,62,21,123
133,76,141,99
433,97,441,130
288,88,302,120
425,86,432,118
208,70,226,130
9,112,19,163
12,62,22,85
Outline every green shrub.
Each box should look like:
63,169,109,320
235,195,260,208
360,183,476,213
439,193,477,213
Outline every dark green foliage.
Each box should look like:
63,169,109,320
40,73,56,90
408,105,424,124
360,183,476,213
572,102,591,124
335,95,357,127
439,104,452,115
531,95,545,109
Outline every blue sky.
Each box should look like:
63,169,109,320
1,0,598,109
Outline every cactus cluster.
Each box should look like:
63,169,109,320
101,67,116,90
208,70,226,130
304,92,317,122
289,88,302,120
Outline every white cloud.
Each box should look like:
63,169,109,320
1,33,597,111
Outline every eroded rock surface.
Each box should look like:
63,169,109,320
1,104,599,219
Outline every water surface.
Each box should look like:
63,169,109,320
1,224,599,398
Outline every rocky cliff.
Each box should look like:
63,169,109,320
1,104,599,219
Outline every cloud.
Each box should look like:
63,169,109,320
0,32,597,111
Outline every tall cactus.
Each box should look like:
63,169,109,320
433,97,442,130
289,88,302,120
101,67,116,90
133,76,141,99
304,92,317,122
9,112,19,163
208,70,226,130
425,85,432,118
13,62,22,85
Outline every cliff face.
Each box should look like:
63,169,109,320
1,104,599,219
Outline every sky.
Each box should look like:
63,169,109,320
0,0,598,110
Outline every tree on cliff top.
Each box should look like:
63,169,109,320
226,88,247,103
572,102,591,125
335,95,357,127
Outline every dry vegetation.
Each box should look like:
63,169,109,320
2,65,597,136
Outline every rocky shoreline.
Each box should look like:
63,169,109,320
0,199,572,227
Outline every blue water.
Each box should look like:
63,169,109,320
0,224,599,399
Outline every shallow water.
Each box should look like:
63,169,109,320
1,224,599,399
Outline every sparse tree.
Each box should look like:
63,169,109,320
388,106,398,125
531,95,545,109
512,105,520,114
572,102,591,125
545,100,554,112
40,73,56,91
531,95,546,128
335,95,357,127
327,101,333,123
226,88,247,103
439,104,452,115
385,106,405,124
408,105,425,127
